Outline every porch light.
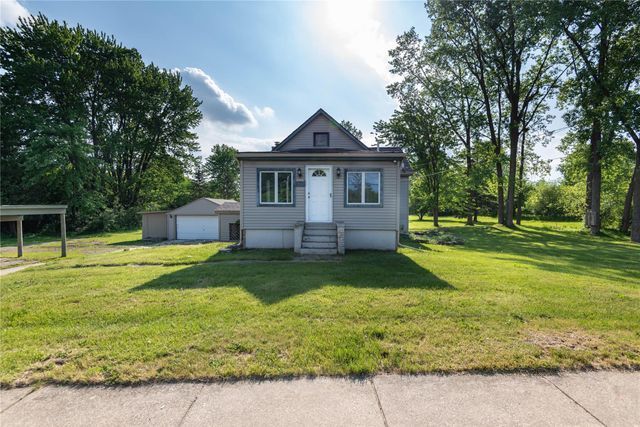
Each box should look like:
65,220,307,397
336,167,341,177
296,168,302,178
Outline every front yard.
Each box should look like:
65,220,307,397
1,217,639,386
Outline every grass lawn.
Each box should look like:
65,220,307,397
1,217,639,386
0,229,145,264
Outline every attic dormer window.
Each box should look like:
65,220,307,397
313,132,329,147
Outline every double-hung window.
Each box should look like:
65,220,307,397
346,170,382,206
259,170,294,205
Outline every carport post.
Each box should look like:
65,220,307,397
16,217,23,257
60,213,67,257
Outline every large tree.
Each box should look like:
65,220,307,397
556,0,640,240
389,28,486,225
428,0,564,227
375,104,451,227
204,144,240,200
0,14,202,230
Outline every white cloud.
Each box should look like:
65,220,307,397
195,121,276,154
254,106,275,120
361,132,376,148
179,67,258,128
321,1,397,84
0,0,29,27
176,67,278,154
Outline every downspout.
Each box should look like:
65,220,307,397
239,159,244,247
396,159,401,249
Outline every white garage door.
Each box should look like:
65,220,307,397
176,215,219,240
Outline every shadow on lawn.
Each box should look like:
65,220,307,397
451,224,640,282
131,250,454,304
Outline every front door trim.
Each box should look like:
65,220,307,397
305,165,333,222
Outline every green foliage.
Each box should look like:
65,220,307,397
376,106,452,224
190,158,210,199
559,133,635,227
527,182,569,218
0,15,202,231
204,144,240,200
339,120,363,140
409,173,433,219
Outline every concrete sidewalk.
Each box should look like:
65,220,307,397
1,371,638,426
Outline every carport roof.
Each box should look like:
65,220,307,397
138,210,169,214
0,205,67,216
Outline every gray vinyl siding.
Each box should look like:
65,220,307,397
170,198,219,215
241,159,399,231
278,115,365,151
141,212,168,239
219,213,239,241
242,160,305,229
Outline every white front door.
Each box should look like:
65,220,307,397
306,166,332,222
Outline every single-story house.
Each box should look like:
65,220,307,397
237,108,412,255
140,198,240,241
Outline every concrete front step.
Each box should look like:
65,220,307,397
300,248,338,255
303,229,336,236
304,222,336,229
303,235,337,243
302,242,337,249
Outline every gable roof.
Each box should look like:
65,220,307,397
272,108,370,152
204,198,237,205
169,197,238,215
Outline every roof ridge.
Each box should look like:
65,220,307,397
272,108,370,152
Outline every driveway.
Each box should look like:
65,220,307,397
1,371,638,426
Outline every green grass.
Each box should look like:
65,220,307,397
1,217,639,386
0,229,145,264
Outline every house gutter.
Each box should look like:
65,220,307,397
237,152,405,161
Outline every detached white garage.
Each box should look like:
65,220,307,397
167,197,237,241
141,198,239,241
177,215,219,240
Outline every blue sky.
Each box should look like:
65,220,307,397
2,0,564,178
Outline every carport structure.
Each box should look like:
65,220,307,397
0,205,68,257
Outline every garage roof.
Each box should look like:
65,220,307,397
214,201,240,213
168,197,238,216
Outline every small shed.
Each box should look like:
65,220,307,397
140,211,168,239
140,198,240,241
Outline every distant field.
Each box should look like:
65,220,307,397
1,217,638,386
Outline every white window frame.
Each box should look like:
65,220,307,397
346,171,381,206
259,170,294,205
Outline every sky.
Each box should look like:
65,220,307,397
1,0,565,179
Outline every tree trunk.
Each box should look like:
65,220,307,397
620,168,635,234
584,169,592,228
418,211,425,221
433,187,440,227
516,124,527,225
505,109,519,228
589,117,602,235
631,146,640,243
466,151,474,226
496,161,505,224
